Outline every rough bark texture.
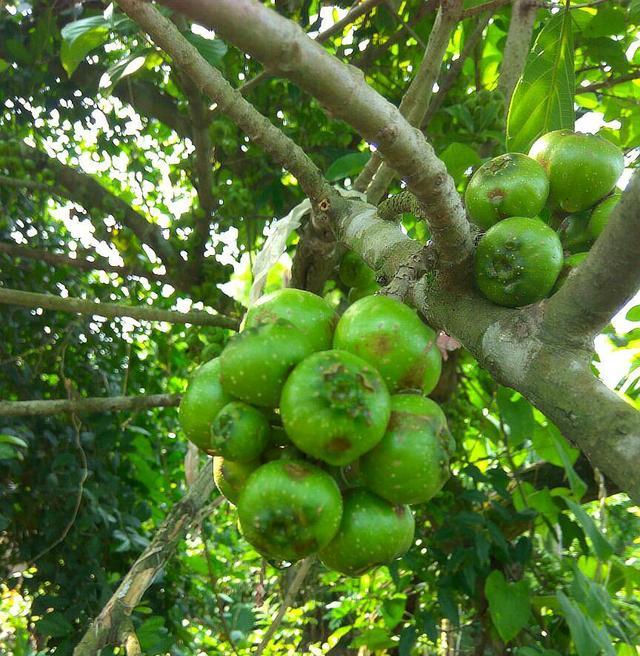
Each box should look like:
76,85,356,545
0,287,239,329
74,466,219,655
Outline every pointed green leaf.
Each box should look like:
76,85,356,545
564,498,613,560
484,570,531,642
183,32,228,67
325,152,371,181
506,9,574,153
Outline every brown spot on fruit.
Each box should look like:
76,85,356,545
326,436,352,453
393,505,407,518
284,462,311,479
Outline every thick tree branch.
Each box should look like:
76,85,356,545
0,287,239,329
355,0,462,202
1,142,177,268
117,0,333,207
74,466,220,656
0,241,168,282
332,199,640,502
544,170,640,342
498,0,539,107
0,394,180,417
160,0,473,270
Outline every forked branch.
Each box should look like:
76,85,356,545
159,0,474,270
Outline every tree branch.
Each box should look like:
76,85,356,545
332,198,640,502
254,557,314,656
460,0,511,18
578,69,640,94
0,394,181,417
0,287,239,329
1,142,178,268
544,170,640,343
119,620,142,656
316,0,384,43
355,0,462,203
160,0,473,271
498,0,539,107
117,0,333,208
0,241,168,282
421,12,493,128
74,466,220,656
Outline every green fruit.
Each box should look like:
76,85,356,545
474,217,563,307
210,401,270,462
237,460,343,562
347,282,380,304
319,489,414,576
213,457,259,505
464,153,549,230
333,295,441,394
360,395,451,505
261,444,305,462
220,319,313,407
244,288,338,352
280,350,391,466
339,251,377,288
588,191,621,239
557,212,593,253
529,130,624,212
179,358,234,451
552,252,588,293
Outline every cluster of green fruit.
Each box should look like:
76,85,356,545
179,288,449,576
465,129,624,307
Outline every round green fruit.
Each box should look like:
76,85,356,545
552,252,588,293
588,191,621,240
333,295,441,394
244,288,338,352
529,130,624,212
464,153,549,230
220,319,313,407
210,401,269,462
213,457,259,505
319,489,414,576
474,217,563,307
280,350,391,466
237,460,343,562
347,281,380,304
557,212,593,253
339,251,377,289
360,395,451,505
179,358,234,451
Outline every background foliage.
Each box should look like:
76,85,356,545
1,0,640,654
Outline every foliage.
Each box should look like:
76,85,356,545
0,0,639,654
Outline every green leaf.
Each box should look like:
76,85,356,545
60,19,109,76
564,498,613,560
531,422,579,469
399,625,417,656
325,152,371,181
183,32,228,67
101,50,150,95
350,627,396,650
34,613,73,638
506,9,574,153
484,570,531,642
497,387,534,447
625,305,640,322
438,142,481,186
0,434,28,448
556,591,614,656
0,444,19,459
381,597,405,629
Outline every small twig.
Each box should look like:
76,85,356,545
0,287,239,329
254,557,314,656
0,393,181,417
578,69,640,94
460,0,511,18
